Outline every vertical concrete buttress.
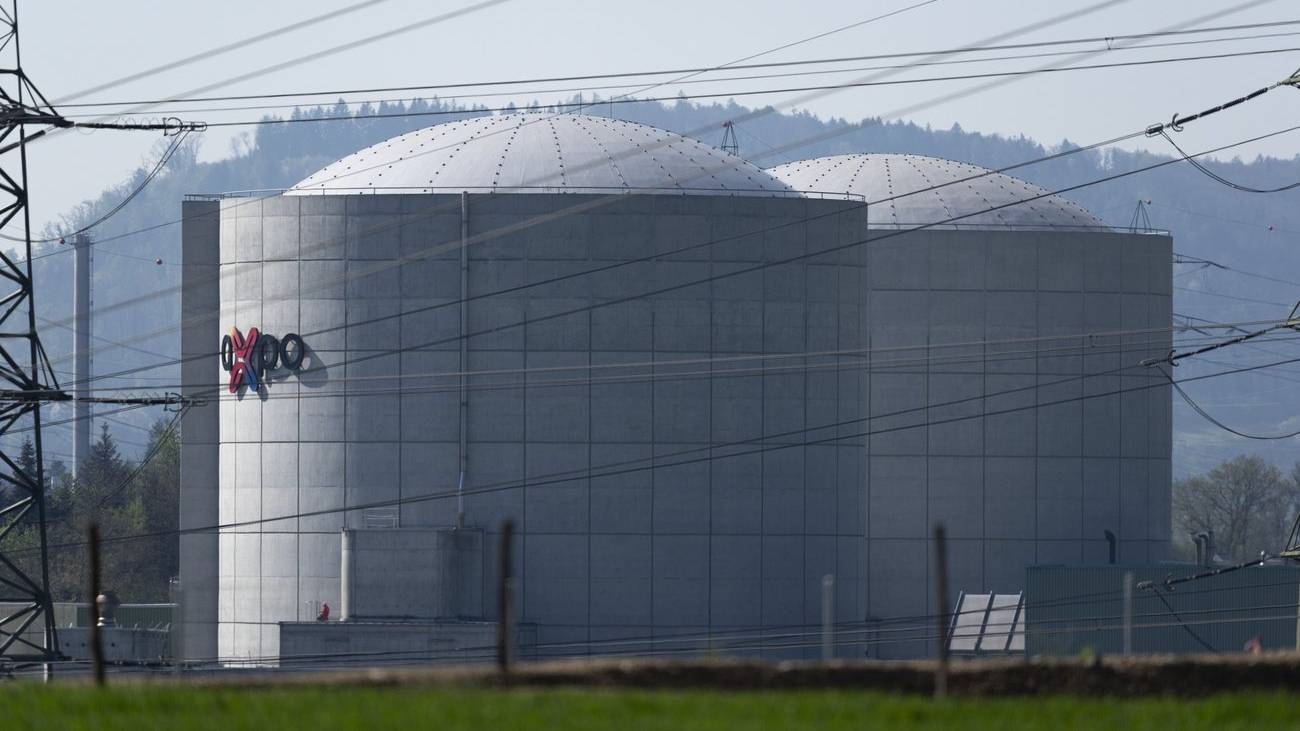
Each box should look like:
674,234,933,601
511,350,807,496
457,191,469,529
178,199,221,661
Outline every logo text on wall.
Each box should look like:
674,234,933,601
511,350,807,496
221,326,305,394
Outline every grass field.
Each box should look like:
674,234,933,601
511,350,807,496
3,686,1299,730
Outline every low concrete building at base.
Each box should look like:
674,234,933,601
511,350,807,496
1024,564,1300,655
177,115,1172,665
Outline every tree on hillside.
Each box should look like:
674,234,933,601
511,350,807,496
7,436,36,504
3,436,52,506
113,419,181,600
77,423,128,494
1173,455,1294,562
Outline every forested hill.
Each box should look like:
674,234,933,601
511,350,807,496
25,97,1300,477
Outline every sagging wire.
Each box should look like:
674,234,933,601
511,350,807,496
93,402,189,509
1165,367,1300,440
1141,299,1300,368
1150,64,1300,192
1161,129,1300,193
1145,586,1218,652
1143,300,1300,439
1136,554,1296,654
1145,64,1300,137
0,128,194,245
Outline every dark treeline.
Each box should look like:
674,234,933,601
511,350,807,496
6,421,179,602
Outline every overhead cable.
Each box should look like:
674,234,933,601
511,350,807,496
1166,368,1300,440
0,129,192,244
59,17,1300,108
52,0,402,104
57,31,1300,119
1145,62,1300,137
1161,129,1300,193
1142,303,1300,366
169,47,1300,129
17,353,1297,557
54,121,1300,393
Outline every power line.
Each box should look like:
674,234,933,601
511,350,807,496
1144,306,1300,366
30,2,1279,390
1145,60,1300,136
77,332,1205,403
31,122,1175,380
22,0,1216,316
1160,128,1300,193
1174,251,1300,290
16,0,959,272
51,0,402,104
171,1,1152,204
59,17,1300,108
56,29,1300,120
0,129,192,244
55,119,1295,396
24,599,1300,671
23,0,1267,279
1174,285,1292,307
295,122,1300,395
68,329,1279,402
163,46,1300,129
1167,368,1300,440
37,0,516,140
93,404,185,509
21,353,1292,558
158,0,1254,233
1152,199,1300,235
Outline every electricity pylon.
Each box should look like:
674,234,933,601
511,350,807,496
0,0,64,665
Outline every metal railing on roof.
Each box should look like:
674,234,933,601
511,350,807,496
191,186,869,202
867,221,1168,234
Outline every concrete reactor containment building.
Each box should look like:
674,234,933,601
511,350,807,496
177,114,1171,664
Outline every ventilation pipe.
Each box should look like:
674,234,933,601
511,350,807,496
72,233,91,477
1104,530,1117,564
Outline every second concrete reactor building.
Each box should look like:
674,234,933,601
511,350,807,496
177,114,1172,663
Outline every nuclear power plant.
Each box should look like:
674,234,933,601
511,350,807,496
177,113,1172,664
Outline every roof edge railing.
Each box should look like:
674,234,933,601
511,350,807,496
188,186,869,202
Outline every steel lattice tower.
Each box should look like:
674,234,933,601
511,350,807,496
0,0,65,665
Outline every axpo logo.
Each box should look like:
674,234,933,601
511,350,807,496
221,326,306,394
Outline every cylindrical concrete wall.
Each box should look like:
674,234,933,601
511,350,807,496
184,189,1171,663
212,192,870,661
862,228,1172,657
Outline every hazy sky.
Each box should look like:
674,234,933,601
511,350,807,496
17,0,1300,231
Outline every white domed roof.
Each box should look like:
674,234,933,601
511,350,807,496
288,113,795,197
766,153,1107,230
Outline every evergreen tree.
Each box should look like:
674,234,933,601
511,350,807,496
7,436,36,503
78,422,126,496
5,436,50,505
17,436,35,482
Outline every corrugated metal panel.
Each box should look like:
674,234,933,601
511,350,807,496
1026,565,1300,656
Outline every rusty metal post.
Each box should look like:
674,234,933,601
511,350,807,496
934,523,949,699
88,523,104,686
497,520,515,674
